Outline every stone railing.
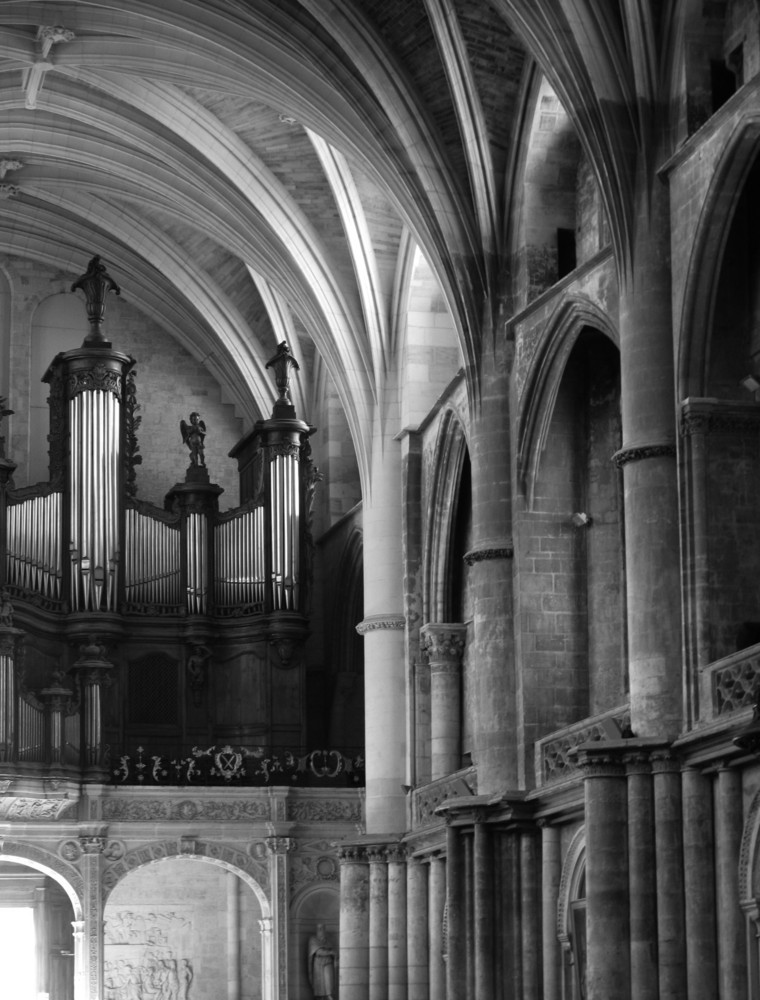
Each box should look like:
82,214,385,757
699,642,760,722
411,766,478,829
535,705,631,787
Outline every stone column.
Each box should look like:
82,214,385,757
473,817,494,1000
682,766,717,999
577,746,631,1000
652,750,685,999
227,872,241,1000
466,340,517,791
616,172,681,739
359,424,406,835
420,623,466,779
428,854,446,999
625,751,657,1000
446,820,467,999
388,845,408,1000
265,836,295,1000
339,845,370,1000
79,834,105,1000
368,846,388,1000
540,823,561,1000
715,764,746,999
407,856,429,1000
520,828,541,1000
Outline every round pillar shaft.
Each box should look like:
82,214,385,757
339,851,370,1000
520,830,540,1000
618,176,680,738
715,766,746,999
360,435,406,833
540,824,561,1000
583,759,630,1000
467,355,516,791
428,856,446,998
446,823,467,999
626,756,657,1000
473,820,494,1000
682,767,717,999
407,858,429,1000
653,757,685,999
388,851,408,1000
421,624,466,779
368,850,388,1000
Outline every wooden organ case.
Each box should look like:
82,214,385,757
0,256,322,783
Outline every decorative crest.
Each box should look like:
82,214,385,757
71,255,120,346
266,341,300,416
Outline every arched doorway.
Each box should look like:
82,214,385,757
104,856,269,1000
0,857,79,1000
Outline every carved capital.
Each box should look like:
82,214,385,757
420,623,467,665
265,836,297,856
79,836,106,855
337,844,367,864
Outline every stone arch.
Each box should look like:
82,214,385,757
0,839,83,918
557,826,586,1000
517,295,619,510
101,838,270,914
424,407,470,624
677,112,760,399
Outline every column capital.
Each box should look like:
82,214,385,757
79,835,106,855
337,843,368,864
265,836,297,855
420,622,467,664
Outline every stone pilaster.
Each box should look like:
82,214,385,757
265,836,295,1000
79,834,106,1000
625,751,657,1000
367,845,388,1000
339,845,370,1000
387,844,408,1000
420,623,466,779
715,764,746,999
575,745,631,1000
259,917,274,1000
406,856,429,1000
682,766,717,999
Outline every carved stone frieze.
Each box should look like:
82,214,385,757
101,797,270,823
0,796,76,820
286,797,362,823
290,854,340,897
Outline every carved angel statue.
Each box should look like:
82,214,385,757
180,411,206,467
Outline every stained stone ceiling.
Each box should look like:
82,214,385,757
0,1,662,485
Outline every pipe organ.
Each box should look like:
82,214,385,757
0,256,319,778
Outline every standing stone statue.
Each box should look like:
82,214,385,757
307,923,337,999
180,412,206,467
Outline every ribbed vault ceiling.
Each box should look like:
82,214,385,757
0,0,668,485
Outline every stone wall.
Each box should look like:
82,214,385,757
104,859,262,1000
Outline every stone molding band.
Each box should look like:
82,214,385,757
356,614,405,635
463,543,514,566
612,443,676,468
